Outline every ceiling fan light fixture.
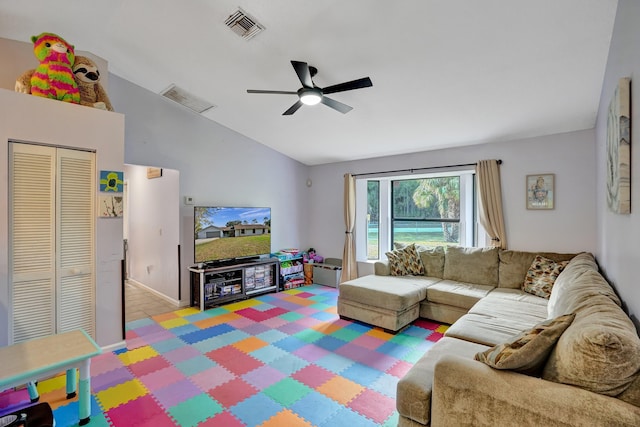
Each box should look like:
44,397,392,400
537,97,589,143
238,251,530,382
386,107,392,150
299,88,322,105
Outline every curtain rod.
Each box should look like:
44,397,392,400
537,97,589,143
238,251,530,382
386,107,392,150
352,159,502,178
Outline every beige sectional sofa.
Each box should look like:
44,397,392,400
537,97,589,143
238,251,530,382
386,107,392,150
337,247,640,426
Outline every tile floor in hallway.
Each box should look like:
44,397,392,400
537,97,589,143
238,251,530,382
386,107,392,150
125,281,180,322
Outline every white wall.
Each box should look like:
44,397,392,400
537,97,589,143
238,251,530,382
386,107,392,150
308,129,597,264
595,0,640,323
124,164,180,302
0,90,125,348
108,75,311,302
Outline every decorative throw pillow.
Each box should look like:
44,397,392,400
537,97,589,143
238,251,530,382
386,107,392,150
385,243,425,276
522,255,570,298
475,313,575,376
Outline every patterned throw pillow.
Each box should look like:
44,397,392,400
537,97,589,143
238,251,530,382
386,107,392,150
522,255,570,298
474,313,575,376
385,244,425,276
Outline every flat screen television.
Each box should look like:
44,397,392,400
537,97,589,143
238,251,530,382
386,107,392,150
194,206,271,265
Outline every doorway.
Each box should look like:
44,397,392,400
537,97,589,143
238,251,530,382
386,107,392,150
123,164,181,322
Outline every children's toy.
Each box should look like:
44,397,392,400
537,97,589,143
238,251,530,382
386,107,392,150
306,248,324,264
72,55,114,111
29,32,80,103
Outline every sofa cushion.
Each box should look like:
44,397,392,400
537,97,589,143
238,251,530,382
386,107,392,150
543,295,640,397
396,337,489,425
446,294,548,346
386,243,424,276
522,255,570,298
475,313,575,376
426,279,494,309
547,253,621,319
498,250,577,289
417,245,445,278
443,246,499,286
339,274,437,312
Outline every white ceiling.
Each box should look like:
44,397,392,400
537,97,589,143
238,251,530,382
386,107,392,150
0,0,618,165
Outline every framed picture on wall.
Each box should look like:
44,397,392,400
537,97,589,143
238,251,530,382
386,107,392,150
526,174,554,210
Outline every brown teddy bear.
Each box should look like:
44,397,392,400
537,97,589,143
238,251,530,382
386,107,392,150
15,55,114,111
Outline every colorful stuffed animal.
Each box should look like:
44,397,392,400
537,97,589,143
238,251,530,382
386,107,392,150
72,56,114,111
29,32,80,104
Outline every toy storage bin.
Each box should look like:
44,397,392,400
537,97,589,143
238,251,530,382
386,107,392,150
313,258,342,288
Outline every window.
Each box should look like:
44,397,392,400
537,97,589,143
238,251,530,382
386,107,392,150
356,171,475,261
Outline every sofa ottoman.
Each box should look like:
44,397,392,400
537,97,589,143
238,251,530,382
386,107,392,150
338,274,439,332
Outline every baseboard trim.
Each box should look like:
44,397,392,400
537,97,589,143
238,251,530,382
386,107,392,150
127,279,181,307
102,340,126,352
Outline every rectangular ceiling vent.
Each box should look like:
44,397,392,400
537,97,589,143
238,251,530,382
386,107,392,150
225,8,265,40
160,84,215,114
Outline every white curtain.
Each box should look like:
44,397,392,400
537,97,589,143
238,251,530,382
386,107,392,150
476,159,507,249
340,173,358,283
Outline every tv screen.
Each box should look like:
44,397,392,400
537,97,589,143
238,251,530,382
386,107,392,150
194,206,271,264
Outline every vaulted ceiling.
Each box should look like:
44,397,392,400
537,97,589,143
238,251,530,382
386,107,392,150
0,0,618,165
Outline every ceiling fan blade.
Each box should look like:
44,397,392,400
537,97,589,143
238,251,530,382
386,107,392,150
247,90,298,95
291,61,314,88
283,100,304,115
322,77,373,95
321,96,353,114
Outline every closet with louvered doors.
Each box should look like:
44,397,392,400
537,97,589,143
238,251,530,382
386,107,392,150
9,142,96,344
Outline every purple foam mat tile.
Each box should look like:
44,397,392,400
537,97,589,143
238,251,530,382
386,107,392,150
241,364,287,390
277,322,307,335
356,351,399,372
92,366,135,392
238,322,271,336
292,343,332,362
152,378,202,409
133,323,166,336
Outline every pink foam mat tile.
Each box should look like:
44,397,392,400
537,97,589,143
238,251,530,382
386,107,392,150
347,389,396,424
386,360,414,378
91,352,127,376
105,394,167,427
189,365,236,392
197,410,246,427
291,365,335,389
351,334,386,350
208,378,258,408
139,365,186,392
127,355,171,378
260,316,289,329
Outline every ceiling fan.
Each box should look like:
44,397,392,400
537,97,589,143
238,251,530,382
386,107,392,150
247,60,373,115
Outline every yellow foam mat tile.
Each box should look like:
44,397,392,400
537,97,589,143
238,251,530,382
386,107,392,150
96,379,148,411
36,372,67,394
260,409,314,427
174,307,200,317
316,376,364,405
225,299,262,311
159,317,190,329
117,346,159,366
436,324,449,334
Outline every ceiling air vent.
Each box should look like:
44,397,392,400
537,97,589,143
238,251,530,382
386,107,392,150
224,8,265,40
160,84,215,114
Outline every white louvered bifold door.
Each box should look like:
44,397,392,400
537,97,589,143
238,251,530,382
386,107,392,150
56,149,95,338
9,143,96,344
9,143,56,343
